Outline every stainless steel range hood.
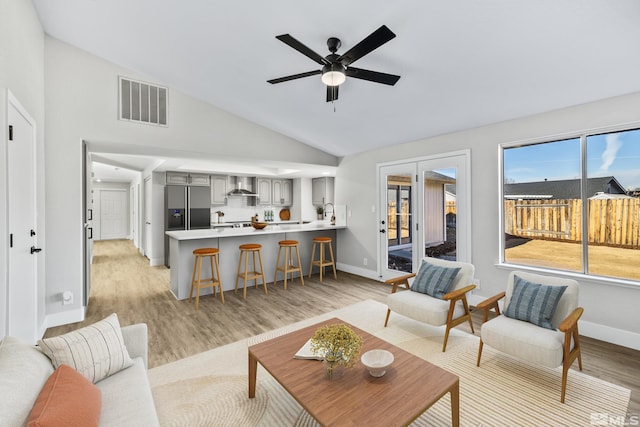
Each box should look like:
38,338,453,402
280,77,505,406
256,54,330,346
227,176,258,196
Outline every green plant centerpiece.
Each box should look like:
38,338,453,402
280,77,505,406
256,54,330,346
310,323,362,380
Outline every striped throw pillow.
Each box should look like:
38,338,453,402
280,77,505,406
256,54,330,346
505,276,567,330
37,313,133,383
411,260,461,299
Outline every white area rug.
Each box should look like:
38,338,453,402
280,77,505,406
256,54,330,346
149,300,630,426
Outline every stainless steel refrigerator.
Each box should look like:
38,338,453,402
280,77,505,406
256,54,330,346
164,185,211,267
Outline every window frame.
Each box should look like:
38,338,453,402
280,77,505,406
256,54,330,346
498,122,640,288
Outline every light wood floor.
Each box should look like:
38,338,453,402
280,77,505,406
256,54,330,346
45,239,639,416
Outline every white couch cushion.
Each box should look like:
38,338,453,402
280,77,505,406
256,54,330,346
0,336,54,427
96,358,160,427
481,315,564,368
386,290,465,326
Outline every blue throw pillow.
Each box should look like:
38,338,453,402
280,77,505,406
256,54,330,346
410,260,461,299
504,275,567,330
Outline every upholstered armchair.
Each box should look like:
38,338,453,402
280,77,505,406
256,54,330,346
384,257,476,352
476,270,583,403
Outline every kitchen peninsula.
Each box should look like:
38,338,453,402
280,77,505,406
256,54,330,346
166,222,346,300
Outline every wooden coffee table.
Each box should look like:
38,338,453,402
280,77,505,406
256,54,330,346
248,318,459,426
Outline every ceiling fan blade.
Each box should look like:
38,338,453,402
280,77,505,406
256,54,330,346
346,67,400,86
326,85,339,102
267,70,321,84
337,25,396,66
275,34,329,66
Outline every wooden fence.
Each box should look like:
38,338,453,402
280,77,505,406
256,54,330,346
504,198,640,248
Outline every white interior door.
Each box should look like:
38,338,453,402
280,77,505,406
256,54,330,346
7,92,39,343
99,189,128,240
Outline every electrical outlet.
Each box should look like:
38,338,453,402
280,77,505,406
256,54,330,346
62,291,74,305
363,257,368,266
472,278,481,289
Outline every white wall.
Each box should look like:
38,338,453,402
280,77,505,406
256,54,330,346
336,92,640,349
0,0,46,337
43,37,340,324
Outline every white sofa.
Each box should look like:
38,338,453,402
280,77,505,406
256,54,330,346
0,323,160,427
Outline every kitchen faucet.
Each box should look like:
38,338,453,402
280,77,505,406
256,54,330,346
324,202,335,224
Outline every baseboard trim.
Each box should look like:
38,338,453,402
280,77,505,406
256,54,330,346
46,307,84,330
579,320,640,351
336,263,380,281
149,257,164,267
466,293,640,351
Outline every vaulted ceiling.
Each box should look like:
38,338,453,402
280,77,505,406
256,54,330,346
33,0,640,178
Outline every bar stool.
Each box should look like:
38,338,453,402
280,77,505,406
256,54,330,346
235,243,267,299
308,237,337,283
274,240,304,290
189,247,223,309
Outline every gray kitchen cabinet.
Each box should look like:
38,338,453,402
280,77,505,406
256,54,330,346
256,177,271,205
312,177,334,206
272,179,292,206
210,174,228,205
166,171,210,186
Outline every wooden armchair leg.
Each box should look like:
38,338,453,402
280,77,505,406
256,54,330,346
384,308,391,327
561,363,570,403
476,339,484,367
442,326,452,352
462,298,474,334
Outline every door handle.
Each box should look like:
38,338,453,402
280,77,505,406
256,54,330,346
88,209,93,220
380,229,386,234
88,227,93,240
30,246,42,254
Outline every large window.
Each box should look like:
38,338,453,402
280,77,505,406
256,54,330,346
502,128,640,282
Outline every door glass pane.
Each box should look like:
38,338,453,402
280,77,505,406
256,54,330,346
586,129,640,280
387,174,412,273
503,138,582,271
423,168,457,260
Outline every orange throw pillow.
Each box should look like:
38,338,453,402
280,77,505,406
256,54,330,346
27,364,101,427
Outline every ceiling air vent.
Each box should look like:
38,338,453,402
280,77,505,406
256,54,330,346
119,76,168,126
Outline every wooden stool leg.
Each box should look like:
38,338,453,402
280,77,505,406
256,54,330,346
214,253,224,304
190,256,198,302
308,243,316,278
295,245,304,286
319,242,325,282
252,250,258,289
235,251,243,294
283,246,290,290
274,246,282,286
257,250,267,294
328,241,337,279
208,255,216,298
243,251,249,299
195,256,203,310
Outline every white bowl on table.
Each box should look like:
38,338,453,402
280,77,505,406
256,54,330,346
361,349,394,377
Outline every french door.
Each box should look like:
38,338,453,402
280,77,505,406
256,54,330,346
379,151,471,280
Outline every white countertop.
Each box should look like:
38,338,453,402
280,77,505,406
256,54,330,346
166,221,346,241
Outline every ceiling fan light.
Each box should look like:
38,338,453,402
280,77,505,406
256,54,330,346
321,64,346,86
